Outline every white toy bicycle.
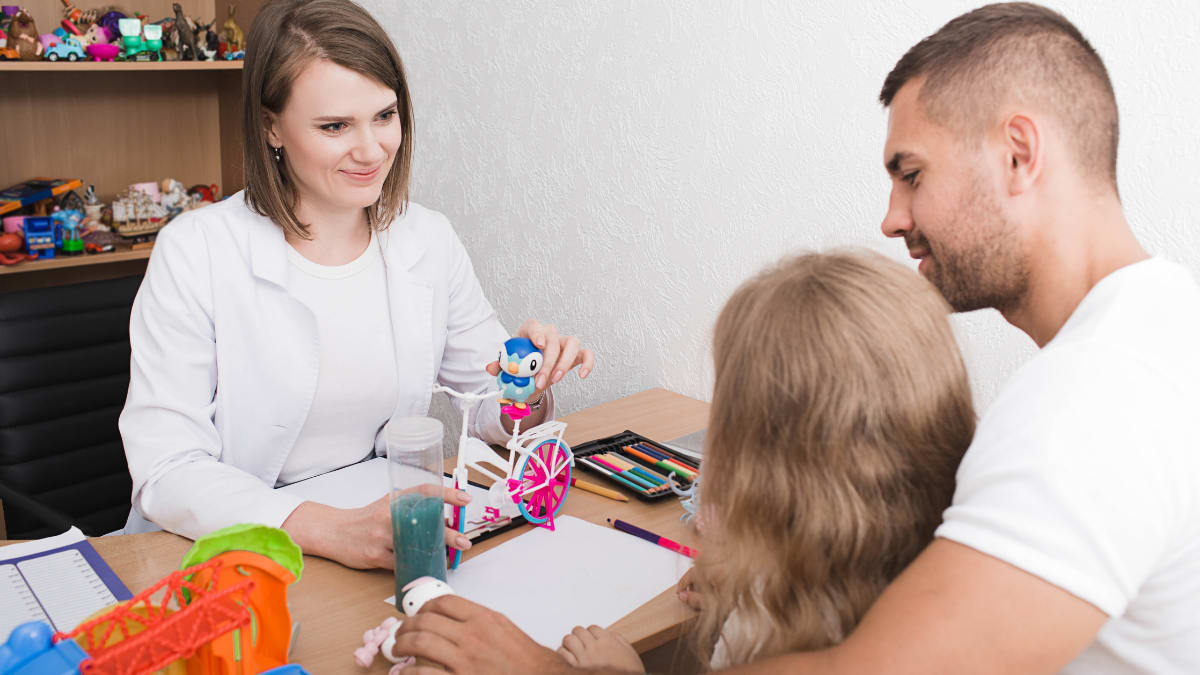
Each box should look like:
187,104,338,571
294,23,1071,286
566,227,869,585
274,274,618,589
434,338,574,569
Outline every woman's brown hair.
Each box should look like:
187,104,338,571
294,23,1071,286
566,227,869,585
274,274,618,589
694,250,976,667
242,0,414,238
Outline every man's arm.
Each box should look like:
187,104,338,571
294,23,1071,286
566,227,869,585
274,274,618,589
720,538,1107,675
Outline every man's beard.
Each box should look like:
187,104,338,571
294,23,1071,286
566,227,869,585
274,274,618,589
914,182,1030,314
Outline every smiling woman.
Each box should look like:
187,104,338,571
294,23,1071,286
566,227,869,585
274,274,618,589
242,0,413,242
117,0,594,571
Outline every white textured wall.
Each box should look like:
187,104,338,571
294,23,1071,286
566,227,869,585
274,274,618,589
363,0,1200,421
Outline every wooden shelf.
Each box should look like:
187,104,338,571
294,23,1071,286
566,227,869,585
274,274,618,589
0,246,151,276
0,60,242,72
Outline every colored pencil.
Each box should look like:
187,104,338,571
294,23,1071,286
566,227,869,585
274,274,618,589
604,452,669,484
635,441,700,469
571,477,628,502
638,445,699,477
633,443,700,473
607,518,698,559
598,453,666,485
578,457,647,493
589,456,658,490
624,446,696,481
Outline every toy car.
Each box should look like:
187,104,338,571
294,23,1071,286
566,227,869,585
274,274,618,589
43,35,85,61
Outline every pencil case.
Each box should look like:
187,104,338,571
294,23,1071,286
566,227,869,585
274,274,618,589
572,430,699,501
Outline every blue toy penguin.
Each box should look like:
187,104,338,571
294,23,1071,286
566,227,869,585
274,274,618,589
496,337,543,409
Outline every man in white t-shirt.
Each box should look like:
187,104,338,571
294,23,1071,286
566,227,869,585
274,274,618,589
736,3,1198,673
384,4,1199,673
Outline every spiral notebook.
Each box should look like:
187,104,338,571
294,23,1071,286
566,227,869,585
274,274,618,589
0,527,132,640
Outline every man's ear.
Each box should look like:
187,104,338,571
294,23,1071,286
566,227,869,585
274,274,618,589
264,111,282,148
1003,113,1041,195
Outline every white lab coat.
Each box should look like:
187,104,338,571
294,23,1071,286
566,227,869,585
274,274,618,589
120,193,533,538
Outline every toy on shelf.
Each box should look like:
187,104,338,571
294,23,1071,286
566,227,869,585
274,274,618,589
0,231,36,265
160,178,193,218
83,184,103,223
22,217,54,259
188,183,220,203
78,21,108,46
96,10,124,44
0,26,15,61
171,2,196,60
435,338,573,571
7,9,39,60
52,209,84,255
117,17,162,61
41,32,85,61
112,185,168,237
222,6,244,52
86,41,118,61
0,178,84,216
195,18,217,60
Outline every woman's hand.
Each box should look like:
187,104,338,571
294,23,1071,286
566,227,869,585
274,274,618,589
282,486,473,570
486,319,595,391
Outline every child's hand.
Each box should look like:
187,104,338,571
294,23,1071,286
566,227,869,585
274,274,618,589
677,567,704,610
557,625,644,673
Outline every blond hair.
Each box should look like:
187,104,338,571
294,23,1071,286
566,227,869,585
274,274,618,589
694,250,975,666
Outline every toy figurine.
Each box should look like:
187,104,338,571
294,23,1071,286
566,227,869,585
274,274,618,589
354,577,456,672
221,5,243,52
160,178,193,218
188,183,219,203
84,184,104,224
97,11,125,44
172,3,196,60
79,22,109,46
496,336,544,414
193,18,217,60
8,9,41,60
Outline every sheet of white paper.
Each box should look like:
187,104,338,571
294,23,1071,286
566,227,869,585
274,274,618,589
385,516,692,648
277,457,497,528
0,526,86,560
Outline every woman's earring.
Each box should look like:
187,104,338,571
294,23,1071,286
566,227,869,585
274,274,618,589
272,146,282,162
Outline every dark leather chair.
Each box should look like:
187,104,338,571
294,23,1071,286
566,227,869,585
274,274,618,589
0,275,141,539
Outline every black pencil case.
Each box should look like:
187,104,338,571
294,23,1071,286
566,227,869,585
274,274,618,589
572,430,699,501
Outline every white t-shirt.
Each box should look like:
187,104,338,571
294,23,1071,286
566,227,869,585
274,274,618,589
275,231,399,485
937,258,1200,674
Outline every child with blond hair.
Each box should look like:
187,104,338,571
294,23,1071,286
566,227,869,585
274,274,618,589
560,250,976,670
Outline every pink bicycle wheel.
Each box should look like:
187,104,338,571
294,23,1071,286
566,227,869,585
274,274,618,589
517,439,572,525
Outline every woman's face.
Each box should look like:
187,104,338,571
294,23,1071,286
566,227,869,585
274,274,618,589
266,58,402,218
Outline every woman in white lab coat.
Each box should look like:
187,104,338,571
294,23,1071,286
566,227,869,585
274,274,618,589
119,0,593,570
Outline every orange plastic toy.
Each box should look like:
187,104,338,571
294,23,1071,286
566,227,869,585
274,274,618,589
50,524,303,675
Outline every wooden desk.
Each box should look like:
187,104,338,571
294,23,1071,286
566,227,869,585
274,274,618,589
65,388,708,672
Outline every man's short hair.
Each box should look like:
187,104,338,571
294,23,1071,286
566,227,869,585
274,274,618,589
880,3,1119,189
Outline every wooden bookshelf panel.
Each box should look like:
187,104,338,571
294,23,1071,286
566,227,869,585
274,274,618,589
0,70,227,203
0,61,242,72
